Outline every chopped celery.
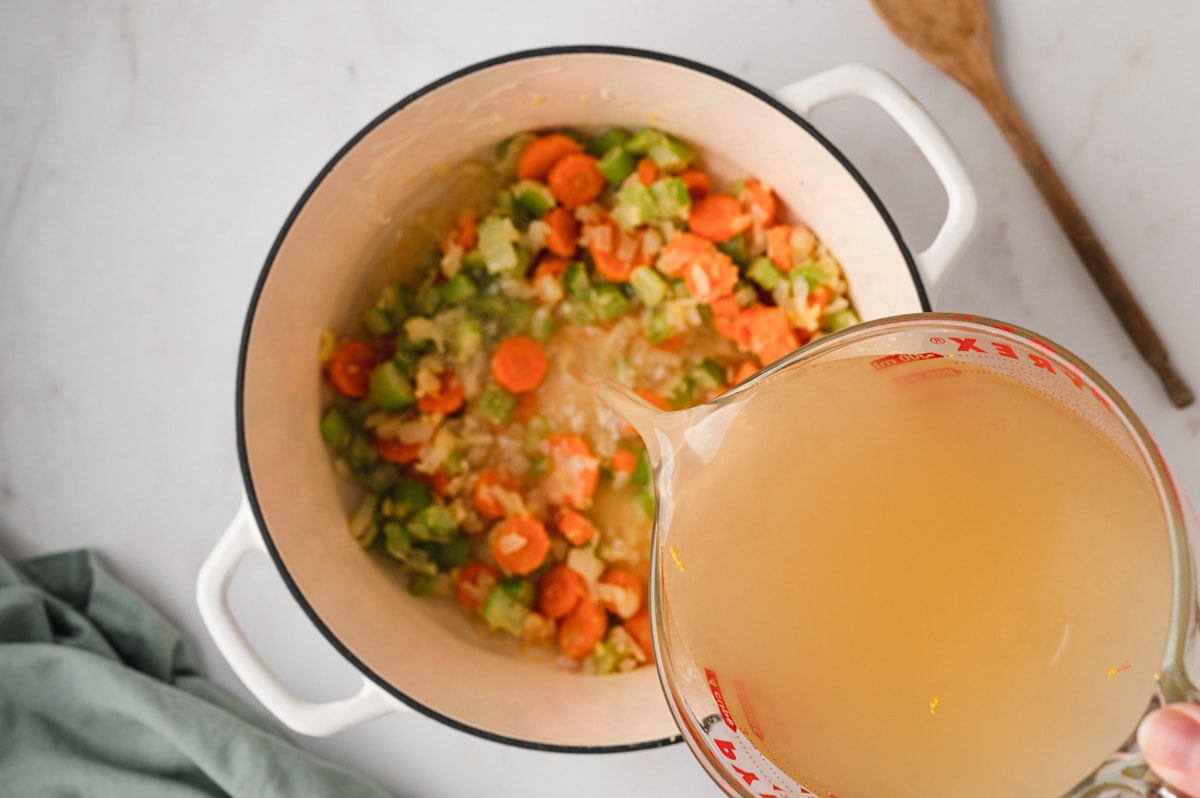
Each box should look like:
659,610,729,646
642,306,674,344
727,179,746,197
389,478,432,519
823,308,860,333
612,182,656,231
319,407,350,447
588,127,630,156
415,282,443,316
649,177,690,220
688,359,726,391
629,266,668,308
591,284,630,321
450,317,483,360
747,257,783,290
632,449,652,486
442,449,465,477
408,572,441,596
345,434,378,472
401,546,438,576
562,299,597,326
477,215,521,274
625,128,662,155
512,180,556,218
460,249,487,274
436,535,472,570
348,493,380,543
360,462,399,494
522,415,550,455
667,377,694,409
407,503,459,542
361,306,394,336
475,384,517,425
440,273,478,304
733,280,759,308
495,131,537,177
611,357,636,385
528,454,550,476
502,299,535,335
529,306,555,342
564,261,592,299
794,258,837,289
597,146,636,186
590,640,620,675
634,487,656,519
466,294,507,320
498,576,536,606
383,520,412,559
647,136,694,172
481,585,530,636
368,361,416,410
717,234,749,267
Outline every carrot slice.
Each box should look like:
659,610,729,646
610,449,638,474
744,304,800,366
623,607,655,663
636,157,658,186
472,467,520,520
655,232,714,277
678,169,711,201
376,438,422,464
732,360,759,384
490,336,548,394
767,224,794,271
325,340,377,398
542,207,579,257
709,295,740,319
543,434,600,510
537,563,588,619
491,516,551,575
534,255,570,280
683,249,738,303
442,208,478,253
598,569,645,619
456,562,500,614
516,133,581,181
586,216,639,282
417,371,465,415
556,508,597,546
547,152,605,209
808,285,831,309
742,179,778,228
687,194,751,243
557,597,608,660
429,470,451,497
514,390,539,423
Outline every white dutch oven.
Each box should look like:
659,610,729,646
197,46,978,752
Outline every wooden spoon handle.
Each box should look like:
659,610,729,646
978,83,1194,407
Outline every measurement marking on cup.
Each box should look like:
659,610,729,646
1108,662,1132,677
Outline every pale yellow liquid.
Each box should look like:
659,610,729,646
638,356,1173,798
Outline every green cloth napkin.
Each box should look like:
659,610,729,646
0,549,394,797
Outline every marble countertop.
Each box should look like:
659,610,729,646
2,1,1197,795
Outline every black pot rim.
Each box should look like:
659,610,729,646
235,43,929,755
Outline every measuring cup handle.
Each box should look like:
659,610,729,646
774,64,979,301
196,495,401,736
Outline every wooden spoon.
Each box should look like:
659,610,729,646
870,0,1194,408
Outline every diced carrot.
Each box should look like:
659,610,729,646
678,169,711,201
490,516,551,575
767,224,794,271
808,285,831,309
325,340,377,398
598,569,645,619
417,371,465,415
610,448,638,474
490,336,548,394
429,470,451,497
542,207,579,257
744,304,800,366
683,249,738,302
514,390,539,423
636,157,658,186
712,309,752,349
655,232,714,277
636,390,672,412
557,597,607,660
537,563,588,619
534,255,570,280
623,607,655,663
442,208,478,253
456,562,500,614
516,133,582,181
654,333,688,352
742,179,778,228
543,434,600,510
556,508,597,546
687,194,751,243
472,467,520,520
547,152,605,209
732,360,759,384
586,216,639,282
375,438,422,464
709,295,740,319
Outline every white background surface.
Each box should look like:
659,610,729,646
2,1,1198,796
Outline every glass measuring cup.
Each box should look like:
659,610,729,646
602,313,1199,798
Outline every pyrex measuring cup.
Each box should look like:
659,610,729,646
610,313,1199,798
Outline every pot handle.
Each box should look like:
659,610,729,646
774,63,979,299
196,495,401,736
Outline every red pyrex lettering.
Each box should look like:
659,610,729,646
706,668,738,732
